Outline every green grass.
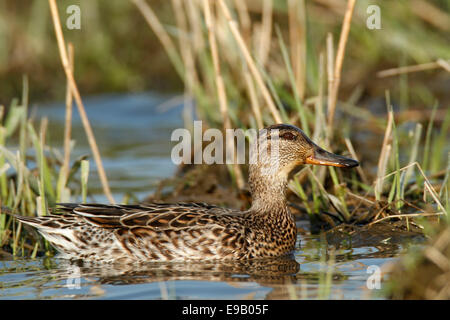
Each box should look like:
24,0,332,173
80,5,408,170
0,82,87,257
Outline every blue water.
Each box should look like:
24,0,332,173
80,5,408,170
35,92,183,201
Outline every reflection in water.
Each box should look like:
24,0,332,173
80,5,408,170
67,255,300,286
0,233,412,299
0,255,301,299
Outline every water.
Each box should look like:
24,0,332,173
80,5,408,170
0,93,416,299
35,92,183,201
0,233,403,299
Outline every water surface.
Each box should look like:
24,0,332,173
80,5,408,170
0,233,406,299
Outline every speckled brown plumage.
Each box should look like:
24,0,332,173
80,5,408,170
16,124,358,263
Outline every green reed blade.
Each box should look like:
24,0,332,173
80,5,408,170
81,159,89,203
275,26,310,135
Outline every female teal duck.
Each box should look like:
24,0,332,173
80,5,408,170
17,124,358,263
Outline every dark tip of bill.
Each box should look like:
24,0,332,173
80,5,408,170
341,157,359,168
313,147,359,168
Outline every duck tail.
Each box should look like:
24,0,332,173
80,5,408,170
1,206,56,230
15,215,47,229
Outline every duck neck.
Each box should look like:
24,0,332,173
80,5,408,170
248,165,289,216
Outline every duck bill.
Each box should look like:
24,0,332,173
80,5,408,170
306,145,359,168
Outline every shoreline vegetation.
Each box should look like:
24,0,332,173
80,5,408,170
0,0,449,299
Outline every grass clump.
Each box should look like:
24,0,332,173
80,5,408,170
0,79,88,258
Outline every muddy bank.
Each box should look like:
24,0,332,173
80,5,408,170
145,163,250,209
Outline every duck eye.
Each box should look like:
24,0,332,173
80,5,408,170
280,132,296,141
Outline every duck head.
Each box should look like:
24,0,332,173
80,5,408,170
248,124,359,208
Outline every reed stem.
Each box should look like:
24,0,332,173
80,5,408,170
327,0,356,136
48,0,115,203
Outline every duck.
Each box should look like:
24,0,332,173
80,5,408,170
16,124,358,263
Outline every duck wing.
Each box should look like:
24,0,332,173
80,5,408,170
16,203,248,261
54,202,239,231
